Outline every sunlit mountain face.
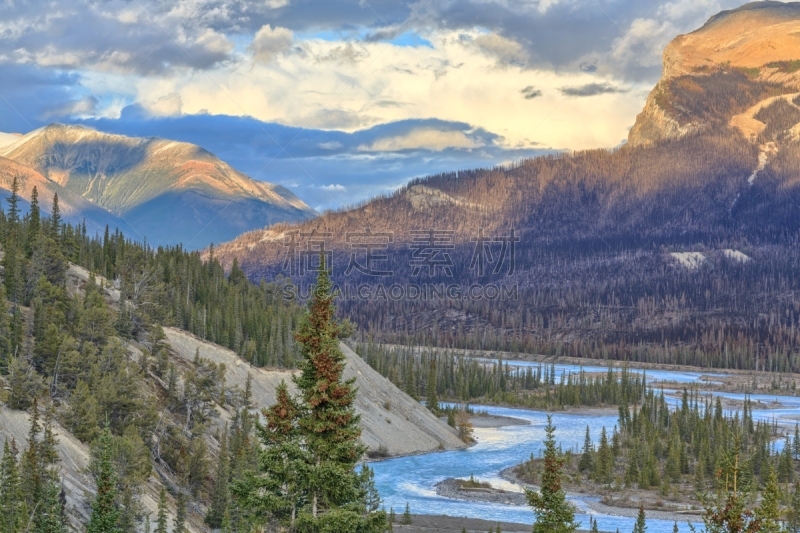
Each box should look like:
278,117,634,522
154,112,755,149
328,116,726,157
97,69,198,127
0,0,770,212
0,124,316,248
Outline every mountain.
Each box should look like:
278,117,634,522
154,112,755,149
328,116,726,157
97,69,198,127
0,124,316,247
629,1,800,145
211,2,800,370
0,154,138,236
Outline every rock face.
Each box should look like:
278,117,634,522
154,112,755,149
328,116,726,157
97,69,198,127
629,1,800,146
0,124,316,248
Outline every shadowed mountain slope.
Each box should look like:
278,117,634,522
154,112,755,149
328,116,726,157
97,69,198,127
211,3,800,370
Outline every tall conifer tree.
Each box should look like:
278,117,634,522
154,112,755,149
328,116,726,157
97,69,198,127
87,427,120,533
527,415,579,533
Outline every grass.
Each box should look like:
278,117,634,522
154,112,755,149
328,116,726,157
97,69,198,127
737,67,761,79
766,60,800,73
457,475,493,490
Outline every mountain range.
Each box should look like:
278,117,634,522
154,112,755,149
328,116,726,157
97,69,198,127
210,1,800,368
0,124,316,248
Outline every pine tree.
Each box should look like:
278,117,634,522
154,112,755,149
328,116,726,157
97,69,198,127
0,439,23,533
233,380,302,526
401,502,412,525
794,424,800,460
632,505,646,533
3,176,20,308
292,257,376,528
174,494,187,533
527,415,579,533
591,517,599,533
87,426,120,533
788,482,800,533
155,489,168,533
757,465,785,533
35,472,66,533
49,194,61,240
26,186,40,257
426,357,439,414
594,427,613,485
699,432,760,533
205,429,231,528
578,425,594,473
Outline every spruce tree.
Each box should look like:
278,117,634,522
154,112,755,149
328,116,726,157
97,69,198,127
49,194,61,240
698,432,760,533
401,502,412,525
174,494,187,533
794,425,800,461
233,380,303,526
425,357,439,414
757,465,785,533
26,186,40,257
632,505,646,533
87,426,120,533
155,488,168,533
578,425,593,473
0,439,23,533
292,257,376,529
527,415,579,533
788,482,800,533
205,429,231,528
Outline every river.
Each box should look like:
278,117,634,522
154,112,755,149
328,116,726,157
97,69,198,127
371,365,800,533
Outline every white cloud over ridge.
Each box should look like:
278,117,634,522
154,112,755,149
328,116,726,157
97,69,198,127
250,25,294,63
359,128,483,152
0,0,782,209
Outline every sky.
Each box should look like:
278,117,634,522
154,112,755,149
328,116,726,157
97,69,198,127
0,0,771,210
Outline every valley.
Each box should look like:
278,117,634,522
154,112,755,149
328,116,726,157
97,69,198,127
3,1,800,533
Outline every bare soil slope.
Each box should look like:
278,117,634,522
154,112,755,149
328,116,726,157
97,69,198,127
163,328,467,457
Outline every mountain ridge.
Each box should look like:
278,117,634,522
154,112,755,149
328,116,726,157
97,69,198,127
209,3,800,366
0,123,316,247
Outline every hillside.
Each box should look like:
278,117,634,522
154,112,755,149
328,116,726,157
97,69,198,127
163,327,466,456
211,2,800,372
0,124,316,247
0,198,464,531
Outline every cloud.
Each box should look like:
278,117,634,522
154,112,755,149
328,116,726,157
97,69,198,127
43,96,98,119
0,0,234,75
321,184,347,191
250,25,294,63
521,86,542,99
359,128,483,152
318,141,343,150
68,113,551,210
0,64,86,131
472,33,528,67
558,82,627,97
144,93,183,117
315,43,369,64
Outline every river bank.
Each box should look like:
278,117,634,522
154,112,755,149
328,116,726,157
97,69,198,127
470,412,531,428
393,514,607,533
499,468,703,523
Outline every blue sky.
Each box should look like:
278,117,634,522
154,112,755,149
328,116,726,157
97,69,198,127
0,0,766,210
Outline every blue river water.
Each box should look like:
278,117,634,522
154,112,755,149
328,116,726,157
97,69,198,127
371,365,800,533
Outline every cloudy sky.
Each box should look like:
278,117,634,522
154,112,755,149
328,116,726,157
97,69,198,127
0,0,765,210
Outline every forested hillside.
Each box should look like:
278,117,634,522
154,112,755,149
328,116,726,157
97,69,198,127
212,3,800,373
0,176,398,532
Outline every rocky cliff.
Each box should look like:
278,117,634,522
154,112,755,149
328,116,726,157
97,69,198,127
629,1,800,146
